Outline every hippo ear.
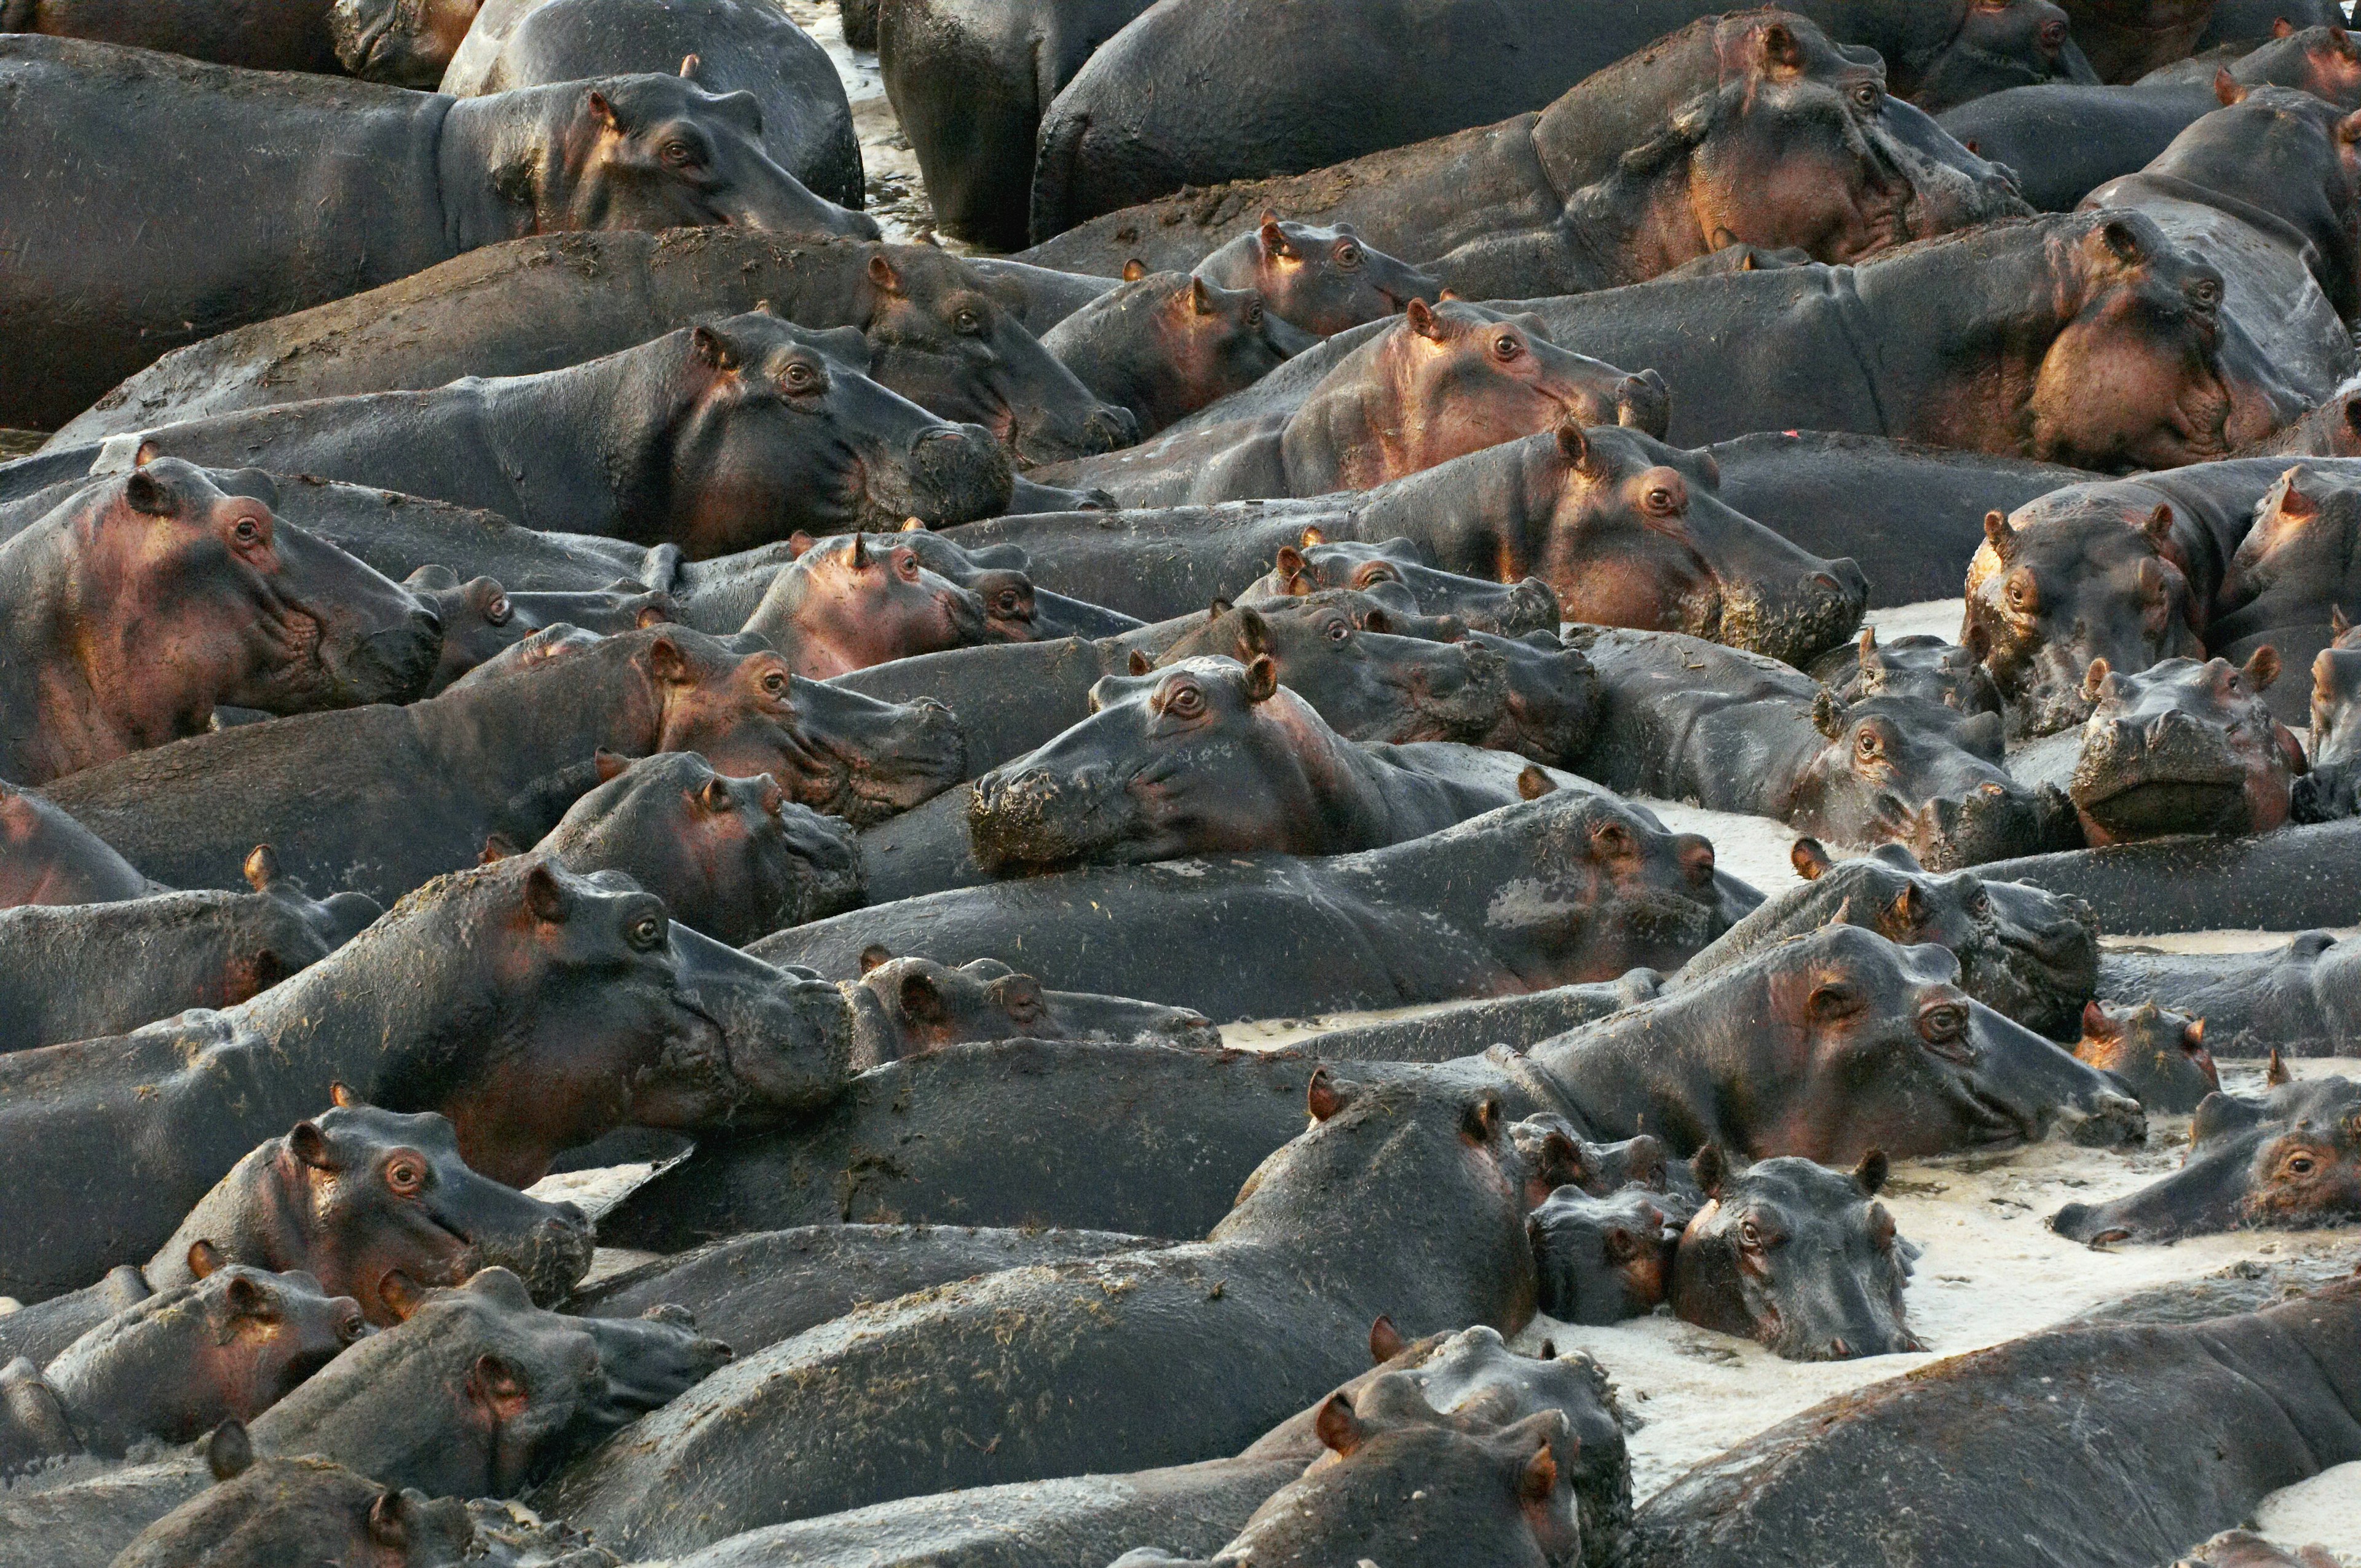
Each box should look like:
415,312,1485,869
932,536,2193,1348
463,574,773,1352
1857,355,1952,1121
677,50,699,77
2340,605,2357,640
1690,1144,1727,1200
585,88,620,130
1121,259,1147,282
1188,277,1216,316
1757,20,1805,70
2244,645,2282,693
479,833,520,865
1273,544,1307,582
788,530,817,559
288,1120,336,1172
2140,504,2175,548
467,1352,532,1427
1517,765,1557,801
690,324,742,373
1981,510,2019,563
1555,421,1607,480
1313,1392,1369,1456
1360,607,1393,634
187,1239,224,1279
1404,296,1441,339
241,844,281,892
366,1492,413,1551
866,253,904,297
1886,883,1927,936
1241,655,1279,704
1259,216,1291,258
378,1271,427,1321
2341,109,2361,147
1126,648,1154,677
1853,1149,1889,1196
858,944,893,974
1811,688,1847,741
123,467,176,518
2080,998,2114,1041
1461,1092,1504,1147
204,1421,253,1483
1232,605,1274,658
1789,837,1834,880
2274,14,2297,36
2267,1046,2292,1087
897,971,947,1023
523,862,571,926
222,1273,271,1320
2098,218,2146,267
695,775,737,816
2081,658,2113,704
2213,67,2247,106
1299,525,1327,546
1306,1066,1350,1122
647,634,692,687
328,1081,363,1110
1367,1314,1407,1365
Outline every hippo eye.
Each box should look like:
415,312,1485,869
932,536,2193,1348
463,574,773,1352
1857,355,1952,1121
2006,580,2030,609
1334,242,1362,269
1492,335,1522,361
761,669,789,696
1855,727,1882,759
2188,278,2221,310
1642,486,1680,517
1164,684,1206,717
1324,618,1351,642
2284,1152,2319,1178
783,361,821,392
660,140,696,167
895,552,920,580
954,309,981,335
1737,1219,1765,1250
338,1312,367,1344
1851,82,1880,110
1921,1003,1969,1043
628,913,667,950
995,588,1022,614
385,1159,424,1196
486,596,512,626
234,518,260,544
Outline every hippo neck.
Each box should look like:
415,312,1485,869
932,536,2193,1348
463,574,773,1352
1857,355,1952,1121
1276,334,1407,493
470,337,703,543
1848,225,2083,419
435,86,591,253
1559,156,1723,286
1528,18,1728,195
1351,436,1567,581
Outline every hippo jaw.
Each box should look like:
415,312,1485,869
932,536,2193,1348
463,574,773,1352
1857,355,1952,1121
2068,711,2274,843
1902,779,2073,871
783,687,968,829
1969,881,2100,1042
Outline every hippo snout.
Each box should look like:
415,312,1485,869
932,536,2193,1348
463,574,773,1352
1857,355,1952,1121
1085,404,1140,452
2062,1085,2148,1149
895,424,1016,526
2048,1200,2123,1244
1505,578,1564,635
1907,781,2050,870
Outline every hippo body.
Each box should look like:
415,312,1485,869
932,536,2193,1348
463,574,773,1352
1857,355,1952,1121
2098,929,2361,1055
0,37,869,431
1627,1279,2361,1568
1976,818,2361,933
52,234,1128,470
0,0,338,71
0,781,157,908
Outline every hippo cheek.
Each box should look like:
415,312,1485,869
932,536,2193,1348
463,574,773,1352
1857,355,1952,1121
2030,317,2231,471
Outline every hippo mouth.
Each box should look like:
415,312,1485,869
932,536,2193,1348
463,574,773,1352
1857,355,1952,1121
1903,782,2061,872
2070,733,2255,840
967,766,1156,872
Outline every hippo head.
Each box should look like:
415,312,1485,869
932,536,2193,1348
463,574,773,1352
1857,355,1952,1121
1528,1184,1687,1325
1965,497,2207,736
2065,651,2304,843
403,566,674,695
970,653,1389,869
1511,1114,1695,1208
2312,630,2361,768
111,1435,477,1568
1064,266,1296,433
742,530,994,677
541,73,877,239
1197,215,1443,336
327,0,483,84
1241,529,1563,637
1912,0,2077,110
2028,213,2302,469
1312,301,1668,491
625,626,967,824
203,845,384,1006
2214,467,2361,654
259,1267,729,1497
2271,21,2361,106
1671,1148,1922,1361
2052,1074,2361,1243
1158,601,1519,747
1537,425,1867,667
1814,628,2003,716
847,953,1217,1066
1786,839,2099,1039
884,522,1048,644
2181,85,2361,319
656,312,1013,556
44,1253,368,1452
1787,688,2062,869
149,1097,596,1324
0,779,153,907
861,251,1136,466
2073,999,2218,1114
536,751,865,944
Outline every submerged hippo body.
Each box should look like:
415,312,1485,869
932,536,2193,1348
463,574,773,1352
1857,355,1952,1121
1627,1278,2361,1568
0,37,871,430
55,235,1131,471
1977,817,2361,934
845,955,1217,1068
2098,929,2361,1056
1025,12,2025,278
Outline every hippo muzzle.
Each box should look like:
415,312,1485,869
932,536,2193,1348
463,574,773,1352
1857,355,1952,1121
1713,559,1869,668
868,424,1015,530
2070,709,2256,840
966,763,1150,872
1905,779,2071,870
666,928,854,1121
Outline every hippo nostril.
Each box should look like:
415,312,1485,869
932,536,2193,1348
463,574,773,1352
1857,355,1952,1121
1811,573,1842,594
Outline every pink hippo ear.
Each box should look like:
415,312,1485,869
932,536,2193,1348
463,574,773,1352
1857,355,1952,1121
242,845,282,892
866,252,903,296
205,1422,253,1483
677,52,699,77
1313,1392,1368,1456
1404,296,1442,339
593,748,631,782
2215,67,2247,106
1241,655,1279,704
1188,276,1216,315
522,862,571,925
1126,648,1154,676
186,1239,225,1279
586,89,620,131
1517,765,1556,801
1258,213,1289,257
1121,258,1147,282
690,324,742,372
2081,999,2114,1040
2242,645,2282,693
1367,1315,1407,1364
1853,1149,1889,1196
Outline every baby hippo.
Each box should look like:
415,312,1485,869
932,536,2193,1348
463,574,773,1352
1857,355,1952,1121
742,531,1003,677
42,1244,366,1456
1671,1148,1924,1361
1235,529,1562,637
847,952,1219,1067
2073,999,2218,1113
1041,266,1297,435
1510,1114,1699,1207
529,751,864,943
1529,1186,1691,1325
1193,214,1444,336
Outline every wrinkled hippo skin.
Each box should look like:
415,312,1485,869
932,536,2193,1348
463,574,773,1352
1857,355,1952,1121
1626,1277,2361,1568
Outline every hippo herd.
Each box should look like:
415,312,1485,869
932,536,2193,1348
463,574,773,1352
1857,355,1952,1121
2,0,2361,1563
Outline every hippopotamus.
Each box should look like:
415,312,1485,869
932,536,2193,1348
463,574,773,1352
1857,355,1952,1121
1111,1387,1578,1568
53,238,1134,473
1232,532,1561,637
1568,626,2066,869
1029,8,2031,254
528,751,863,944
0,780,154,907
438,0,861,207
41,626,963,903
0,463,441,786
0,852,850,1305
326,0,482,83
1040,269,1297,436
2073,998,2219,1110
532,1074,1539,1556
1022,14,2023,287
1192,218,1442,336
1629,1274,2361,1568
742,530,1000,677
1536,924,2146,1160
846,955,1219,1068
2052,1073,2360,1242
2057,0,2226,81
2079,85,2361,402
61,315,1018,560
37,1258,366,1456
1668,1147,1922,1360
401,565,676,697
0,40,872,431
105,1435,481,1568
751,790,1746,1019
2008,652,2304,842
0,0,346,69
2096,930,2361,1054
1940,21,2361,210
2208,468,2361,724
0,846,379,1052
957,424,1872,668
1809,628,2005,715
2245,385,2361,459
1514,1118,1700,1206
1977,812,2361,932
1685,838,2101,1039
1030,301,1666,506
1528,1185,1685,1326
